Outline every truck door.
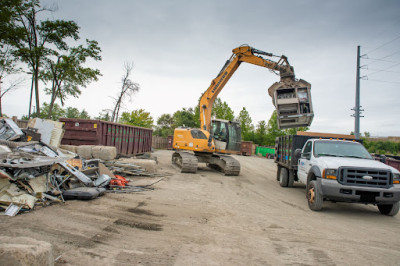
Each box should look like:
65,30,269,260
297,141,313,184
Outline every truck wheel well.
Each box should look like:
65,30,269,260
307,173,316,185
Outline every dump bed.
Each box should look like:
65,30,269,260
275,133,360,170
275,135,312,170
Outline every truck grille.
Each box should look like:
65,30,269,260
338,167,392,188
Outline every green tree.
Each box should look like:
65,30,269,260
193,105,201,128
255,120,267,145
2,0,80,116
95,109,111,121
154,113,174,137
284,126,309,135
79,109,90,119
265,111,285,145
40,39,101,118
119,109,153,128
38,102,66,121
65,107,79,118
237,107,254,140
212,98,235,121
172,107,197,128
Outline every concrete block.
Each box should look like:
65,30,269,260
76,145,93,159
0,236,54,266
91,146,117,161
59,145,77,153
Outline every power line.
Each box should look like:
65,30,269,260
366,79,400,84
367,68,400,74
367,61,400,77
364,50,400,67
365,34,400,54
364,57,399,64
377,49,400,60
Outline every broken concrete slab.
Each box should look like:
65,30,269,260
0,236,54,266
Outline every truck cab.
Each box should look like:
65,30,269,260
297,139,400,214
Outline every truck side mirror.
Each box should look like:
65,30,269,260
302,152,311,160
294,149,302,159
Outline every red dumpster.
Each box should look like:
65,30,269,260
59,118,153,156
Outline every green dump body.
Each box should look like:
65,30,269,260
255,146,275,157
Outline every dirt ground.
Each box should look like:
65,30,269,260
1,150,400,265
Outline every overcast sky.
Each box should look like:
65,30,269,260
4,0,400,136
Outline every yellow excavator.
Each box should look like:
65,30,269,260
172,45,313,175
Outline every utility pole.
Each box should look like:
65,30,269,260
352,45,364,139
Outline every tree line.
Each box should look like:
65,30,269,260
153,98,308,147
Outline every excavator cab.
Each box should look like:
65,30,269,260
268,79,314,129
211,119,241,153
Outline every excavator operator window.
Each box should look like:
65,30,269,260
190,129,207,140
211,121,224,141
226,123,241,152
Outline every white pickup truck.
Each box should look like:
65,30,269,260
275,134,400,216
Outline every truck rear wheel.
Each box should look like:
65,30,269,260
279,168,289,187
377,202,399,216
307,180,323,211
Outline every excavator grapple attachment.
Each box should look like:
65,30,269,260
268,79,314,129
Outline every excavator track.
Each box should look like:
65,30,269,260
208,154,240,176
172,151,198,173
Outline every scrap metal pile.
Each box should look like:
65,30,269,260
0,118,155,216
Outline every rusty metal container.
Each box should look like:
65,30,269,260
59,118,152,156
240,141,253,156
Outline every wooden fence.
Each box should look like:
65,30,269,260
152,136,168,149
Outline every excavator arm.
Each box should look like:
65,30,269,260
199,45,297,132
172,45,313,176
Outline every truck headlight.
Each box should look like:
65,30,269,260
323,169,337,180
393,173,400,184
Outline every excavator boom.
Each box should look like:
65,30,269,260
199,45,313,132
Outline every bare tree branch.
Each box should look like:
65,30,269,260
111,62,139,122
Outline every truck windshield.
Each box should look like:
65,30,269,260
314,141,372,159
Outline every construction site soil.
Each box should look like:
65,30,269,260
1,150,400,265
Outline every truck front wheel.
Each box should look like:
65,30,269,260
377,202,399,216
307,180,323,211
279,168,289,187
